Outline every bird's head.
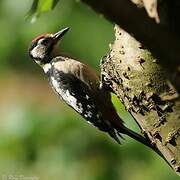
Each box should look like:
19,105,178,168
29,27,69,65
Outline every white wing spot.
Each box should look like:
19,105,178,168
85,95,89,99
87,121,93,125
96,114,100,118
85,111,93,117
77,102,83,112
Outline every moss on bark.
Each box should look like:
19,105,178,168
101,25,180,174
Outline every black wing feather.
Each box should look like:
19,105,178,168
50,69,113,133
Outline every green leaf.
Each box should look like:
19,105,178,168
27,0,60,22
27,0,39,17
37,0,54,13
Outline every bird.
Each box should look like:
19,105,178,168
28,27,163,157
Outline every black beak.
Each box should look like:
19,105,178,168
53,27,70,43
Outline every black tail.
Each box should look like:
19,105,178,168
121,126,162,156
120,126,172,167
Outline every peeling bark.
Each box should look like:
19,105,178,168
101,25,180,174
131,0,160,23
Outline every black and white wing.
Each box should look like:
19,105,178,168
50,70,102,127
49,69,120,140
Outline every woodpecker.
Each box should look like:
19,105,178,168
28,27,163,157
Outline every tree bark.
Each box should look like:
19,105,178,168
81,0,180,175
81,0,180,92
101,25,180,174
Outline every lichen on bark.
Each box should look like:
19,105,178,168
101,25,180,174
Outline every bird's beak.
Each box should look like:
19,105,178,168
53,27,70,43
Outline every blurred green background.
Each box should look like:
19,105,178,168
0,0,178,179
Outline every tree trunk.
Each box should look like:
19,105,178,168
81,0,180,174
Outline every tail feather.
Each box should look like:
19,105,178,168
109,114,163,157
120,126,162,156
121,126,153,148
108,130,121,144
121,126,173,167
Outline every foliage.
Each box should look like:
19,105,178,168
28,0,60,20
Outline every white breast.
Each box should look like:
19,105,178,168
50,76,83,113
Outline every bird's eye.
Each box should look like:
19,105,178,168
42,39,49,46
